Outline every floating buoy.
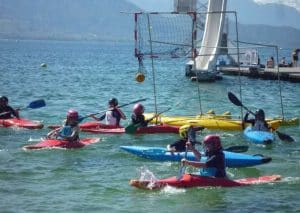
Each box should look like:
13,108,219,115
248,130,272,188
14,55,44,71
40,63,47,68
135,72,145,83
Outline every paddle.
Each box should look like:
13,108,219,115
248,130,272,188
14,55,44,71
224,145,249,153
193,141,248,153
176,146,188,180
228,92,295,143
0,99,46,117
125,107,172,134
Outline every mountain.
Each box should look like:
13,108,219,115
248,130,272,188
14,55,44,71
229,23,300,48
228,0,300,30
255,0,300,12
0,0,300,48
127,0,300,30
0,0,138,40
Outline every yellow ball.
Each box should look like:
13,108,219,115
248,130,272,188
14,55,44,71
135,72,145,82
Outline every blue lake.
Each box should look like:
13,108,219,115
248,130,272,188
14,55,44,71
0,39,299,212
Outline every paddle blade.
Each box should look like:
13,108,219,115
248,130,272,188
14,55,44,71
276,131,295,142
224,145,249,153
27,99,46,109
228,92,242,107
176,165,186,181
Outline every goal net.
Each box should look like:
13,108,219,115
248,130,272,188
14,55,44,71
134,12,198,59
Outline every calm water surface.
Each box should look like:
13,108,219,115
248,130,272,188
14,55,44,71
0,40,299,212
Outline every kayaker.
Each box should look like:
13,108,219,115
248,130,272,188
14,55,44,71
167,125,204,152
181,135,226,178
130,103,148,127
0,96,20,119
91,98,126,126
243,109,269,132
47,109,80,143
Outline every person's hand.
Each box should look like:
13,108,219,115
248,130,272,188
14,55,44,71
181,158,188,166
185,141,194,150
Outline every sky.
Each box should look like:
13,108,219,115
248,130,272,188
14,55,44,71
127,0,300,12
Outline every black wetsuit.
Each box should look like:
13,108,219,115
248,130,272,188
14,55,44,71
131,114,148,127
0,105,18,119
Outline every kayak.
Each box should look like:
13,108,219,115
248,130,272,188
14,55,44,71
49,123,179,134
0,118,43,129
143,113,281,131
83,124,179,134
120,146,272,168
244,126,275,145
48,121,117,130
23,138,100,150
130,173,281,190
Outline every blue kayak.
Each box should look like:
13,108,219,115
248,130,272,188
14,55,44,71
120,146,272,168
244,126,275,145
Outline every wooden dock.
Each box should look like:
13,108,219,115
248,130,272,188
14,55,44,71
218,66,300,83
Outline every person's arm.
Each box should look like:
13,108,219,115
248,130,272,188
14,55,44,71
243,112,250,122
47,127,60,139
182,160,207,168
115,107,126,120
91,113,105,121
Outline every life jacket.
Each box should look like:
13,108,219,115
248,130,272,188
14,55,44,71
105,110,117,126
58,125,79,141
58,125,72,138
253,120,269,131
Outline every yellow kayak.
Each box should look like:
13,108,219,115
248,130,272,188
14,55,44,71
145,112,285,131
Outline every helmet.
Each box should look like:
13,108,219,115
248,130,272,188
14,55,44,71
67,109,79,120
0,96,8,102
179,125,191,138
255,109,265,120
133,103,144,115
108,98,118,107
203,135,222,150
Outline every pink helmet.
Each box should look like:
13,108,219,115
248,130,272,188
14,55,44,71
133,103,144,115
203,135,222,150
67,109,79,120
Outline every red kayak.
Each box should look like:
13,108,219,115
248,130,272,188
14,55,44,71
23,138,100,150
48,122,117,130
83,124,179,134
48,122,179,134
130,173,281,190
0,118,43,129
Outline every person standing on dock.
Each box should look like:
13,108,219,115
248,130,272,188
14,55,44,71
266,56,275,68
292,49,300,67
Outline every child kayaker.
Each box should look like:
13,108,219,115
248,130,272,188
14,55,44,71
243,109,270,132
167,125,204,152
181,134,226,178
0,96,20,119
91,98,126,126
130,103,148,127
47,109,80,143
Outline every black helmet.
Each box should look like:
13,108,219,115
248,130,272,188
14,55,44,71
108,98,118,107
255,109,265,120
0,96,8,102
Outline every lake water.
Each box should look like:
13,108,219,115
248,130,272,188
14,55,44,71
0,39,299,212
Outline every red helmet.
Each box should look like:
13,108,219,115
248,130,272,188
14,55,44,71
133,103,144,115
67,109,79,120
203,135,222,150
